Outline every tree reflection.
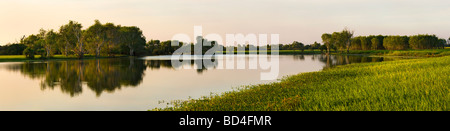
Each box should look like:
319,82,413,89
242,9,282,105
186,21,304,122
2,55,388,97
316,54,387,69
5,58,146,97
145,59,218,74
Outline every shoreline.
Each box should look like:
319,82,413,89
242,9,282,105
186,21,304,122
153,50,450,111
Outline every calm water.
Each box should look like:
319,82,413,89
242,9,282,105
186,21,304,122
0,55,390,110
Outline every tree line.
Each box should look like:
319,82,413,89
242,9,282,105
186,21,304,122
1,24,450,57
321,29,448,54
11,20,147,59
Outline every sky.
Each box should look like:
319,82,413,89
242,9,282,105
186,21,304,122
1,0,450,45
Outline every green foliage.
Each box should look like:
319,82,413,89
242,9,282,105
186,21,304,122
371,35,385,50
350,37,362,50
383,35,409,50
156,56,450,111
16,20,149,58
290,41,305,52
319,45,327,53
120,26,147,56
0,43,27,55
321,33,332,53
360,36,371,50
23,47,35,59
409,34,441,49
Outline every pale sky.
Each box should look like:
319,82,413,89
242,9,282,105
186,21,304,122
1,0,450,45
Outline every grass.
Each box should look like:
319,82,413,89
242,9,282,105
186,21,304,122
155,55,450,111
345,49,450,57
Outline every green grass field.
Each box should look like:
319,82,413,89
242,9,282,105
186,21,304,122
346,49,450,57
155,55,449,111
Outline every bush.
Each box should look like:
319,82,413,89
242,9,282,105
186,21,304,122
23,47,35,59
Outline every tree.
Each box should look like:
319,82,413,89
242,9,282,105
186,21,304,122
321,33,332,54
350,37,362,50
383,36,409,50
371,35,385,50
39,29,58,58
72,22,86,58
409,34,439,49
291,41,304,53
104,22,121,56
0,43,26,55
438,38,446,49
319,44,327,53
331,32,345,52
21,34,41,59
341,28,354,53
85,20,107,57
311,41,321,51
120,26,146,56
58,21,78,56
360,36,371,50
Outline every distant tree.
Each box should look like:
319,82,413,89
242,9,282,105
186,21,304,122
291,41,304,53
0,43,27,55
371,35,385,50
360,36,372,50
383,36,409,50
39,29,58,58
311,41,321,50
59,20,79,56
21,34,42,59
341,28,354,53
305,44,312,51
319,44,327,53
85,20,107,57
350,37,362,50
104,22,121,56
120,26,146,56
321,33,332,54
71,22,86,58
438,39,446,49
409,34,439,49
331,32,345,52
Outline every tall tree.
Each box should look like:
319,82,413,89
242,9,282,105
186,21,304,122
321,33,332,54
120,26,146,56
85,20,107,57
331,32,344,52
59,21,79,56
72,22,85,58
104,23,121,56
341,28,354,53
40,29,58,58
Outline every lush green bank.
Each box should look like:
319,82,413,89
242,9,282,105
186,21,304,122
155,55,449,111
0,55,126,62
222,48,450,57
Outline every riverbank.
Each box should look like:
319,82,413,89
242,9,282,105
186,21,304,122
0,55,128,62
222,48,450,57
155,54,449,111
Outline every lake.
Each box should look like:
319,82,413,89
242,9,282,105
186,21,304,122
0,54,390,110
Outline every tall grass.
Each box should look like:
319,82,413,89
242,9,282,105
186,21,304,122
155,56,450,111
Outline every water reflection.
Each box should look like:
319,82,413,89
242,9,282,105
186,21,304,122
314,55,390,69
5,59,146,97
1,55,389,97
